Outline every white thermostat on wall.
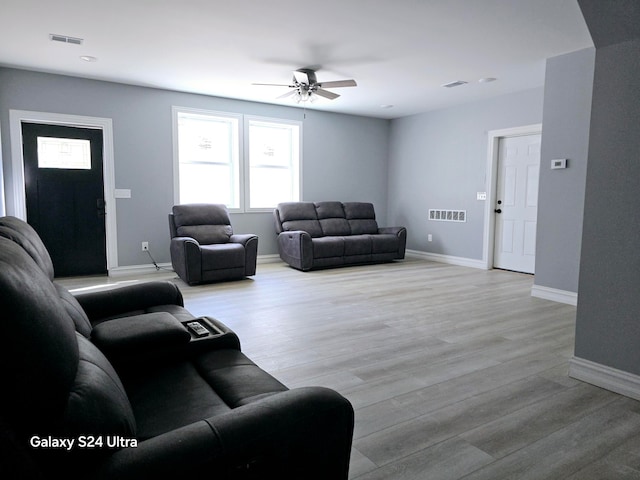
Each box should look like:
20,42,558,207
551,158,567,169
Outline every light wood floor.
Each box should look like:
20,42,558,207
60,257,640,479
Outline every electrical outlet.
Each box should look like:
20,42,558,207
428,234,433,242
141,241,149,251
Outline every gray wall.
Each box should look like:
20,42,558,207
574,38,640,375
387,88,544,260
533,47,595,293
0,67,390,267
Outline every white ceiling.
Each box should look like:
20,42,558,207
0,0,593,119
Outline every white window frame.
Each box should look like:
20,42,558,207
244,115,302,213
172,106,243,212
172,107,302,213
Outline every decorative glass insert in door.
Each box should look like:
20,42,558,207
37,137,91,169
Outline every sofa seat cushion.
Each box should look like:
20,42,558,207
124,361,232,439
343,235,372,256
313,237,345,258
371,234,400,253
201,243,245,270
195,349,288,408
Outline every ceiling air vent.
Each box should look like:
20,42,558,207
429,209,467,222
49,34,83,45
441,80,468,88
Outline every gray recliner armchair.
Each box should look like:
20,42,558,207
169,204,258,285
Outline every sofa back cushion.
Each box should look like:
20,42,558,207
277,202,323,238
55,282,93,337
0,216,56,280
172,204,233,244
65,334,137,439
344,202,379,234
315,202,351,236
0,237,137,450
0,238,79,431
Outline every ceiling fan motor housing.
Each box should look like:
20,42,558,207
293,68,317,86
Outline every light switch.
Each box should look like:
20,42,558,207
477,192,487,200
551,159,567,169
114,189,131,198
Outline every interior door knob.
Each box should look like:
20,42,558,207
494,208,502,214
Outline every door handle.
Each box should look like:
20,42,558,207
96,198,106,216
494,209,502,214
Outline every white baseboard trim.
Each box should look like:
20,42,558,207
108,254,283,277
569,356,640,401
407,249,487,270
531,284,578,306
108,263,173,277
257,254,282,264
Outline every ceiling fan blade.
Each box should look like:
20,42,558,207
252,83,294,87
317,79,357,88
314,88,340,100
293,70,309,85
276,89,297,99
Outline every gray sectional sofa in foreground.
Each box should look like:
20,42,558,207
274,201,407,271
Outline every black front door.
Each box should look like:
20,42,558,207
22,122,107,277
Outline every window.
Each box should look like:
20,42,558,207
246,117,300,210
174,109,240,208
37,137,91,169
173,107,301,212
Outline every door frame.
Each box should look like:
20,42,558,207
482,124,542,270
9,110,118,272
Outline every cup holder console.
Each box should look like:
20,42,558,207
182,317,224,340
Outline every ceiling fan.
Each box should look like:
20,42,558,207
254,68,357,103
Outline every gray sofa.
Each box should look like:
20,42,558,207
0,215,355,479
274,201,406,271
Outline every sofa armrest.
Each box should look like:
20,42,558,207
230,234,258,276
378,226,405,236
277,231,314,271
210,386,354,479
230,233,256,246
93,421,223,479
94,387,353,480
184,316,242,354
74,281,185,322
90,312,191,358
378,226,407,259
170,236,202,284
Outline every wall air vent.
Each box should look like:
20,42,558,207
441,80,468,88
49,34,83,45
429,209,467,222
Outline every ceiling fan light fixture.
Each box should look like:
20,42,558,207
294,89,311,103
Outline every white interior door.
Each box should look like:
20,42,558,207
493,134,541,274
